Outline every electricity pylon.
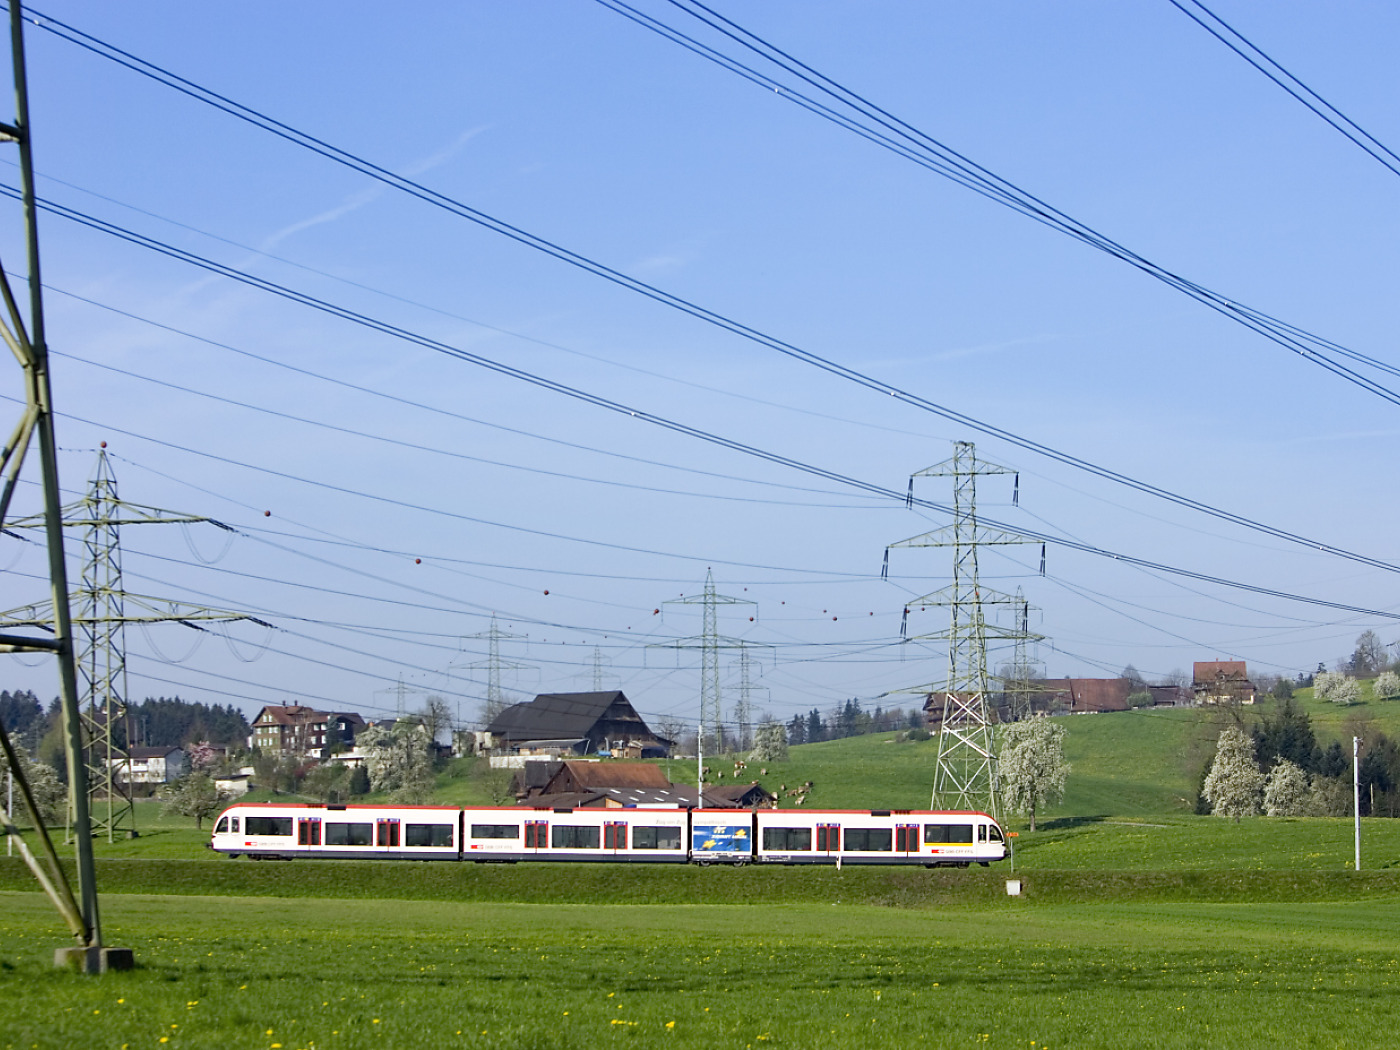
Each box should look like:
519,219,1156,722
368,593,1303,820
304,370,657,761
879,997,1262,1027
733,645,770,751
0,0,118,967
461,615,530,726
3,447,269,841
1000,588,1045,722
884,442,1040,817
649,569,759,790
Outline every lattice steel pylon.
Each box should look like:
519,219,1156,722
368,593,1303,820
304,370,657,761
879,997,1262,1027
0,0,111,962
1001,588,1045,722
461,615,530,727
649,570,764,791
4,447,268,841
884,442,1041,817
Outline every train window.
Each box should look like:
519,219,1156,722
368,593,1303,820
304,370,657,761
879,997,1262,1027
843,828,893,852
978,824,988,842
406,824,454,847
377,821,400,847
525,822,548,849
763,827,812,851
895,825,919,852
988,824,1004,843
550,825,600,849
245,816,293,837
325,822,373,847
470,824,520,840
816,825,840,852
232,817,240,833
297,819,322,846
214,817,228,834
923,823,974,844
632,826,682,850
603,823,627,850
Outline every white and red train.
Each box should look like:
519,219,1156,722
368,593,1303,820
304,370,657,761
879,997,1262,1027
210,803,1006,867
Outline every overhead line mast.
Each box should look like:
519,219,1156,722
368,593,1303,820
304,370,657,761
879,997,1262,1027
0,0,127,972
886,442,1042,818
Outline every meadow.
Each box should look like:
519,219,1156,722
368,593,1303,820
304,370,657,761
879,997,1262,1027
4,890,1399,1050
6,695,1399,1049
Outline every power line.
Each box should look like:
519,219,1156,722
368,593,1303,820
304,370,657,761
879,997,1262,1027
1167,0,1400,181
603,0,1400,395
17,15,1400,568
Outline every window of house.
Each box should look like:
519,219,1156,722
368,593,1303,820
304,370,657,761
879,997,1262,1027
762,827,812,851
405,824,454,847
325,822,373,846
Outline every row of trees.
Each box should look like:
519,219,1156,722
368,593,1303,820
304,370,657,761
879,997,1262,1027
784,700,923,745
1201,698,1400,818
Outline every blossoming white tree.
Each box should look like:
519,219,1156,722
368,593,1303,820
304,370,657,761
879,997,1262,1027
1314,671,1360,705
1263,758,1310,816
750,722,789,763
997,718,1069,831
1373,670,1400,701
1202,726,1263,820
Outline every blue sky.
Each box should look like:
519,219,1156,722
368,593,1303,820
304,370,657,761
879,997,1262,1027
5,1,1400,734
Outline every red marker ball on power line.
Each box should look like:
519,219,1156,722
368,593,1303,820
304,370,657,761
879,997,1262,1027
264,511,271,517
653,609,660,615
100,441,107,449
415,558,421,565
544,590,549,595
833,616,838,621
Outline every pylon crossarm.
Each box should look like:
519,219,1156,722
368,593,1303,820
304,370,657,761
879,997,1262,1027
0,719,86,942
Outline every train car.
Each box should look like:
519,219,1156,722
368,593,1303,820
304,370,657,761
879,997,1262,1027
211,802,1004,867
210,803,461,861
754,809,1004,867
689,809,755,865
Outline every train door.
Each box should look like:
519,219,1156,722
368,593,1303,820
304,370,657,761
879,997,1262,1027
816,823,840,859
895,824,919,856
297,817,321,848
376,818,400,849
525,820,548,853
603,821,628,854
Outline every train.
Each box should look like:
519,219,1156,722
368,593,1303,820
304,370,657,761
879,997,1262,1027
209,802,1007,867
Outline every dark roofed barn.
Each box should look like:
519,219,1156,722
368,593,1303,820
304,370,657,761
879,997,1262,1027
487,691,671,756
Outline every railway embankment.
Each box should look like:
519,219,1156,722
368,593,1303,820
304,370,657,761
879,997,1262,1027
2,856,1397,906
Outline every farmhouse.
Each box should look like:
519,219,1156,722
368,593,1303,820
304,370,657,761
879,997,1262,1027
248,705,366,758
1193,661,1256,705
487,690,671,757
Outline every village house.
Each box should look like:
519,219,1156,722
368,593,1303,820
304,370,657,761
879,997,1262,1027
1193,661,1257,705
487,691,671,758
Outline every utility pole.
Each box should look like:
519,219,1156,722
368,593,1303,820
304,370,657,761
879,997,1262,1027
649,569,759,794
3,447,267,842
885,442,1041,818
0,1,128,971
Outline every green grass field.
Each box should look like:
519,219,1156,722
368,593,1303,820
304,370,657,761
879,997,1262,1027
3,891,1397,1049
7,699,1400,1048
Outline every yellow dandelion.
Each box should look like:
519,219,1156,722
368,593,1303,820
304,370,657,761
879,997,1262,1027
372,1019,380,1024
666,1021,676,1029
